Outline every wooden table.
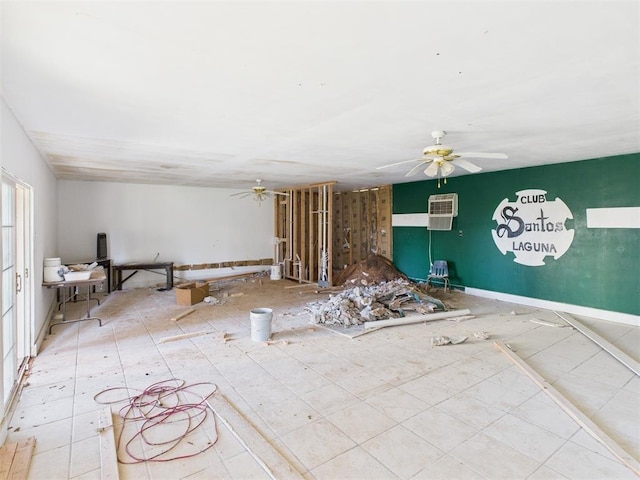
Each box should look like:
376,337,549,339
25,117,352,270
43,271,106,333
113,261,174,291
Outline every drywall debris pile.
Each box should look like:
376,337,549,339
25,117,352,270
306,278,444,327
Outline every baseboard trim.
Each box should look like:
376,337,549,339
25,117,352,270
465,287,639,327
33,298,57,355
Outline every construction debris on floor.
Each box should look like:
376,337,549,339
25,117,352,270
305,278,446,327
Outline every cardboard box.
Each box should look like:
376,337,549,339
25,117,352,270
175,281,210,306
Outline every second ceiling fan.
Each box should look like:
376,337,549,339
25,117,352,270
377,130,508,186
230,179,288,203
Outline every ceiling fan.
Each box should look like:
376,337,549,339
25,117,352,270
230,179,289,203
377,130,508,187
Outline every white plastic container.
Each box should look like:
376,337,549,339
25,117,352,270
250,308,273,341
270,264,281,280
44,257,61,267
64,271,92,281
44,266,64,282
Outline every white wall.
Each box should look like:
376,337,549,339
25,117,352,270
1,97,59,348
58,180,276,287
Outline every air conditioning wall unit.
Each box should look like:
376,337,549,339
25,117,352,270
427,193,458,231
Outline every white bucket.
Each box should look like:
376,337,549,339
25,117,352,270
270,264,281,280
250,308,273,342
44,266,64,282
44,257,61,267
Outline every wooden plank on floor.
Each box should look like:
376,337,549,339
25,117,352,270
209,394,304,480
0,436,36,480
554,311,640,376
0,442,18,480
98,407,119,480
158,330,211,344
494,340,640,477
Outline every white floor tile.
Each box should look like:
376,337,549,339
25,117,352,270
327,401,396,444
27,445,71,480
70,437,101,478
411,454,488,480
511,392,581,439
435,392,506,430
403,406,479,452
311,446,397,480
483,413,566,462
449,432,541,479
6,282,636,480
365,386,429,422
544,439,637,480
279,418,356,470
299,383,360,415
362,424,444,479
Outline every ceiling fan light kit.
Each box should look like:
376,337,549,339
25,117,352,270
376,129,508,187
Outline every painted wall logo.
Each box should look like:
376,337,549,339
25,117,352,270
491,189,574,266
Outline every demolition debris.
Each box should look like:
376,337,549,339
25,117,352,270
305,278,445,327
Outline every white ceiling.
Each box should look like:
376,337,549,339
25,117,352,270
2,1,639,192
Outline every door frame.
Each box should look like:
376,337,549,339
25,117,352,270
1,171,34,424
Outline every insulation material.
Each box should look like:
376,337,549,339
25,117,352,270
332,186,392,274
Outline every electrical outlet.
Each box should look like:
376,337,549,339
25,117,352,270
458,230,463,237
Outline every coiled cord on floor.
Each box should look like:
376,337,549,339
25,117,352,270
94,378,219,463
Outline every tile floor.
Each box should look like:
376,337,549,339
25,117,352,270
6,276,639,479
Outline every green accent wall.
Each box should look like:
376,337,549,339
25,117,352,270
393,153,640,315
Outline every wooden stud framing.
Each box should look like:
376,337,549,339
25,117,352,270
275,182,335,285
343,192,353,267
308,187,315,282
329,185,393,278
332,192,343,270
377,186,392,258
275,182,389,285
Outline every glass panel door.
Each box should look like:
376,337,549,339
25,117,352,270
2,178,17,407
1,175,31,415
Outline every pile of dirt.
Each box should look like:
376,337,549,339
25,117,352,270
334,254,408,286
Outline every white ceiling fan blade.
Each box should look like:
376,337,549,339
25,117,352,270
452,158,483,173
405,161,429,177
270,190,290,197
458,152,508,160
424,161,440,177
376,158,424,170
230,192,254,198
440,161,456,177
